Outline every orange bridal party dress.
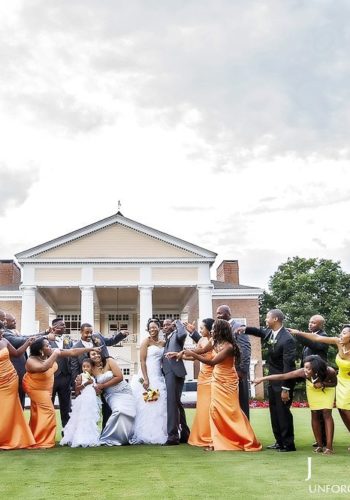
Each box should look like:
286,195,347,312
23,363,58,448
209,355,261,451
188,350,214,447
0,347,35,449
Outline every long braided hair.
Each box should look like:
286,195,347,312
212,319,241,365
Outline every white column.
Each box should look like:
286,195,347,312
80,286,95,325
20,286,37,334
138,285,153,344
197,284,214,322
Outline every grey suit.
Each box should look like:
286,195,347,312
162,320,190,443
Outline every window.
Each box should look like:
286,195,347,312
153,312,180,324
56,313,81,336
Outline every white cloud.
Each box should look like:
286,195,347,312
0,1,349,289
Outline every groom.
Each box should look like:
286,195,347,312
162,319,190,445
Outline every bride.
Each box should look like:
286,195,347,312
130,319,167,444
89,350,136,446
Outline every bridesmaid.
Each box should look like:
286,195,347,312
289,324,350,450
0,323,35,450
182,318,215,448
23,337,99,448
183,319,261,452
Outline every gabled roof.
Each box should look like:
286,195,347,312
16,212,217,264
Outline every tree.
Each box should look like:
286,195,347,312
260,257,350,365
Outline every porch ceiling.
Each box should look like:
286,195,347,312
38,286,196,311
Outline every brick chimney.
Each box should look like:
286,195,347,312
0,260,21,286
216,260,239,285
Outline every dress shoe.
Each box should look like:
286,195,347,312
278,447,296,452
162,440,179,446
266,443,281,450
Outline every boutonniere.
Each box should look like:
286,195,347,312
63,336,71,347
267,337,277,346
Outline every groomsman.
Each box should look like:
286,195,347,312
71,323,128,380
71,322,128,429
238,309,296,451
216,305,251,419
162,319,190,445
49,318,74,430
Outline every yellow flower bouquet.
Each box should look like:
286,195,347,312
142,388,160,402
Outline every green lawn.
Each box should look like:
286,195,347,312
1,409,349,499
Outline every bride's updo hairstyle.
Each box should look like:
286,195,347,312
147,318,161,331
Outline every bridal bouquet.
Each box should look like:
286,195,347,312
142,388,160,402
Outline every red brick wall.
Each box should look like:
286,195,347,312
216,260,239,285
0,300,50,334
0,260,21,286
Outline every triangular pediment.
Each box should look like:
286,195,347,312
16,213,217,262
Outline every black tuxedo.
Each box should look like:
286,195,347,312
162,321,190,443
3,329,28,408
50,336,73,429
245,325,296,450
298,329,328,364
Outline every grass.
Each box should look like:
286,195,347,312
1,409,349,499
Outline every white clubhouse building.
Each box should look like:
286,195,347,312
0,211,264,395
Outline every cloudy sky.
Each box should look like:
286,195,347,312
1,0,350,289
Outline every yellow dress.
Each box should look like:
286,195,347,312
306,379,335,410
209,355,262,451
0,347,35,449
23,363,58,448
335,354,350,410
188,351,214,447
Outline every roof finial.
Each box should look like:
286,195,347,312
117,200,123,216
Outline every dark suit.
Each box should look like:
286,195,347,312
299,330,328,365
70,331,126,380
245,326,296,450
3,329,27,408
50,336,73,429
162,320,190,443
230,319,251,419
71,331,126,429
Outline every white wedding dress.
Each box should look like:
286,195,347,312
130,345,167,444
60,374,101,448
98,371,136,446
